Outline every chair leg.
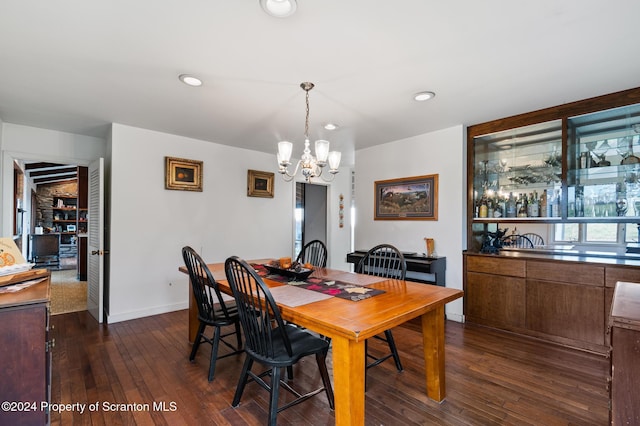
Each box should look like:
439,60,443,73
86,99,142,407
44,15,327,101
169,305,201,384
189,322,206,361
286,366,294,381
234,321,242,350
208,326,222,381
384,329,403,372
316,352,335,409
268,366,281,426
232,357,253,407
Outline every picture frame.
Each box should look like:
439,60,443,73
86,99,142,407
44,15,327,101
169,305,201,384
247,169,274,198
165,157,203,192
374,174,438,220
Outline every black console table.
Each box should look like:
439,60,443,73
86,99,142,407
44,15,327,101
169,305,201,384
345,251,446,286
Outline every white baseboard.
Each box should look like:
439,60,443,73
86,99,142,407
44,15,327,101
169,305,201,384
106,300,188,324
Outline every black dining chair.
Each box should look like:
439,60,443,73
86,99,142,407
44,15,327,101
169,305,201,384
224,256,334,426
182,246,243,381
356,244,406,373
521,232,544,247
295,239,328,268
501,234,534,248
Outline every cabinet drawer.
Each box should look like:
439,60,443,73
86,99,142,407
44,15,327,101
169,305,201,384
466,256,526,277
527,260,603,287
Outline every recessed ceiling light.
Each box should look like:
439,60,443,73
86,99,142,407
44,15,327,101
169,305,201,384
324,123,338,130
260,0,297,18
179,74,203,87
413,91,435,101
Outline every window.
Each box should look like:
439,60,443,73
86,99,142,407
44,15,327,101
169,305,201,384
554,223,639,245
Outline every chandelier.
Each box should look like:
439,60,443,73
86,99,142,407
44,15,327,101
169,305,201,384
276,82,341,182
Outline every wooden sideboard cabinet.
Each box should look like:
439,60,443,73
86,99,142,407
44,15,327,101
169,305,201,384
0,269,52,426
462,252,636,354
609,281,640,425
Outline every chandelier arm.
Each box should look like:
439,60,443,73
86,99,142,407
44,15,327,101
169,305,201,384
279,159,302,180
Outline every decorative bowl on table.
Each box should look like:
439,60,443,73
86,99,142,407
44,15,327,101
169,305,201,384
263,262,314,280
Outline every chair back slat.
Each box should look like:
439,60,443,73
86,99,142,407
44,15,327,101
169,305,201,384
225,256,292,362
182,246,231,322
295,240,328,267
356,244,406,280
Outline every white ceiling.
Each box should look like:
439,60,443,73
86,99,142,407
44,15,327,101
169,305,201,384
1,0,640,166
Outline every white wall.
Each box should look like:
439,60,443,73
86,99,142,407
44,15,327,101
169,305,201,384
0,123,106,237
354,125,466,321
107,124,352,322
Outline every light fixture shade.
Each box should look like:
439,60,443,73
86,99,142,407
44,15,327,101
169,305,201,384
278,141,293,164
328,151,341,170
315,140,330,163
260,0,297,18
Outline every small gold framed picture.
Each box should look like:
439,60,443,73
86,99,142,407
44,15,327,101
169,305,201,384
247,169,274,198
165,157,203,192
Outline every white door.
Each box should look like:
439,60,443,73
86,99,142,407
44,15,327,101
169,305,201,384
87,158,104,323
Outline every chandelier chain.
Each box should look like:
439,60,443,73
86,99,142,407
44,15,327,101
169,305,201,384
304,87,310,139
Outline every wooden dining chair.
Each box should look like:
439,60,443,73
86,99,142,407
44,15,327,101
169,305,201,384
224,256,334,426
356,244,406,373
295,239,328,268
182,246,243,381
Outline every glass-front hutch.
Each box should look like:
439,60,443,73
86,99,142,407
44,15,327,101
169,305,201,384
467,87,640,251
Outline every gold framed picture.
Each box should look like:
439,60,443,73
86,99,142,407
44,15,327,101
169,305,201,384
247,169,274,198
165,157,203,191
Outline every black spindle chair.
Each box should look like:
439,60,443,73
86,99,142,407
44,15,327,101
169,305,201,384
182,246,243,381
295,239,328,268
356,244,406,373
224,256,334,426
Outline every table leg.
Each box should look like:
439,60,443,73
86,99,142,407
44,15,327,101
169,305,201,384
331,335,365,425
421,305,446,402
188,281,198,343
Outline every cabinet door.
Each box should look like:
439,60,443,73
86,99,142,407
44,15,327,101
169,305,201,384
526,279,605,346
611,326,640,425
0,304,47,425
466,271,526,328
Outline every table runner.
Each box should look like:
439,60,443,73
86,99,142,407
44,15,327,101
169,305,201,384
253,264,385,302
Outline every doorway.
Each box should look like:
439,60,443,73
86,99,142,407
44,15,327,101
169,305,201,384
16,160,89,315
295,182,328,257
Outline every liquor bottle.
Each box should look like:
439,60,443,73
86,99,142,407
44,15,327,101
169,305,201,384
530,191,539,217
497,196,506,218
506,193,516,218
575,185,584,217
552,189,561,217
518,194,528,217
479,195,488,218
487,198,496,217
516,194,523,217
540,189,548,218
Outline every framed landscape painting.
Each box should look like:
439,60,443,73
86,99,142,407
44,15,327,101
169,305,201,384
165,157,203,191
374,174,438,220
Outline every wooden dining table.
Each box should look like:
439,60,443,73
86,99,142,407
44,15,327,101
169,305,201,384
179,260,463,426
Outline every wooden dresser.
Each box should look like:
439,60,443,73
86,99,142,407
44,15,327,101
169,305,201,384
0,269,52,425
609,281,640,425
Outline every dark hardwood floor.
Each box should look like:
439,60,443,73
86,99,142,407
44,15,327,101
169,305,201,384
50,310,610,425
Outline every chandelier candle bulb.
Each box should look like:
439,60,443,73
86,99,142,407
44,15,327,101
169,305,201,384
278,141,293,165
315,140,330,163
328,151,341,171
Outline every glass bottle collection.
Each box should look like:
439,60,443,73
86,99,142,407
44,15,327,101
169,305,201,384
474,189,561,219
